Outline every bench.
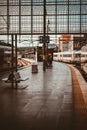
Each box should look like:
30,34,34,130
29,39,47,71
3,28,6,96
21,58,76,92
2,72,29,83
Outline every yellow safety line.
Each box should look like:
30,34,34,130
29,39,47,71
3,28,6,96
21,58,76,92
70,67,87,130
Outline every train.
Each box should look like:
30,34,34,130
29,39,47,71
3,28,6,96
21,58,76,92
53,51,87,64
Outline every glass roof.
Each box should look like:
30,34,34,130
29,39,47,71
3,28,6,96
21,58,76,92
0,0,87,35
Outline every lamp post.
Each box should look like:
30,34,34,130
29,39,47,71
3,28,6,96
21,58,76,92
46,20,50,67
43,0,46,71
46,20,50,54
43,0,50,71
47,20,50,35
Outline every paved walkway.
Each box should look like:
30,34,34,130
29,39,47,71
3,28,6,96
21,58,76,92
0,61,87,130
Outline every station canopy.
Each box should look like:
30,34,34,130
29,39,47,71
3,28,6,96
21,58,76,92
0,0,87,35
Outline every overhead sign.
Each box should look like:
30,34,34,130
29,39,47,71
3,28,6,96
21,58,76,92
62,35,71,43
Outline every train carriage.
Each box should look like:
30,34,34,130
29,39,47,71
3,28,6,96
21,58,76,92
53,51,87,63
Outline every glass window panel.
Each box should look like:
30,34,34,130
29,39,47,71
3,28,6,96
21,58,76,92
81,5,87,15
69,15,80,33
33,6,43,15
21,16,31,33
21,0,31,5
69,5,80,14
9,16,19,33
57,16,68,33
46,5,55,15
0,6,7,15
21,6,31,15
9,0,19,5
9,6,19,15
46,15,56,33
47,0,68,4
81,0,87,4
57,5,68,14
81,15,87,33
0,16,7,33
69,0,80,4
33,16,43,33
0,0,7,5
21,0,43,5
33,0,43,5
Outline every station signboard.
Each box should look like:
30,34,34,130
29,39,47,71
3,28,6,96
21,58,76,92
62,35,71,43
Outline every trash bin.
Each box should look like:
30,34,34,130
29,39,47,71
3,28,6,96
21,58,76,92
32,64,38,73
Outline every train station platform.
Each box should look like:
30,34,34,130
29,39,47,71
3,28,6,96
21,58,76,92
0,61,87,130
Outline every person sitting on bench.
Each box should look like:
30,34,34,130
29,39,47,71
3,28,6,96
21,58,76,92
8,73,15,81
5,71,29,83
